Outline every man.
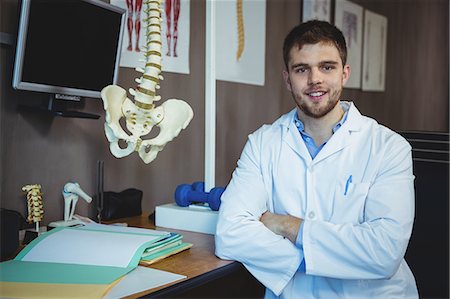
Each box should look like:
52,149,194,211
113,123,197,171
215,20,418,298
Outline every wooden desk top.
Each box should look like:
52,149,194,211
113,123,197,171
112,214,236,298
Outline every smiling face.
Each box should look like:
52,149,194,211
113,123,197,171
283,42,350,119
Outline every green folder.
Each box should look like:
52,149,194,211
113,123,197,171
0,226,167,285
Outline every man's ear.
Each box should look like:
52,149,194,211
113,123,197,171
282,70,292,92
342,64,351,86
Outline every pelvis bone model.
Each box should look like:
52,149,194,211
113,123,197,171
101,0,193,164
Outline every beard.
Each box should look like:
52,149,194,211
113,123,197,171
295,88,342,119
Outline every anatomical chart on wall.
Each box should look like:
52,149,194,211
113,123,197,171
334,0,363,89
362,10,387,92
112,0,190,74
302,0,331,22
216,0,266,86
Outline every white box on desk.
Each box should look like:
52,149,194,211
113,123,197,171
155,203,218,235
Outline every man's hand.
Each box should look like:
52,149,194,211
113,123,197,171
260,211,303,244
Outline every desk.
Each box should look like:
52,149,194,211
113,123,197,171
113,213,264,298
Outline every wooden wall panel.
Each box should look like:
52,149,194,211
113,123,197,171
216,0,300,186
0,0,448,225
344,0,449,132
0,0,205,222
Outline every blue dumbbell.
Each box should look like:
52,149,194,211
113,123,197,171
191,181,205,192
175,182,224,211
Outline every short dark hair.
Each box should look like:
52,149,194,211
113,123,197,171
283,20,347,69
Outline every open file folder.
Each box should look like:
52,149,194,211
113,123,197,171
0,223,192,298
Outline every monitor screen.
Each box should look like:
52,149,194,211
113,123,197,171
13,0,126,99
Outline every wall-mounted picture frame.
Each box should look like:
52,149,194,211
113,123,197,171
302,0,331,23
362,9,388,92
334,0,363,89
216,0,266,86
111,0,191,75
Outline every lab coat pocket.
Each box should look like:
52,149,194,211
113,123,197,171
330,182,370,224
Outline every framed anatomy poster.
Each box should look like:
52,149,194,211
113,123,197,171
112,0,190,74
216,0,266,86
362,9,388,92
302,0,331,22
334,0,363,89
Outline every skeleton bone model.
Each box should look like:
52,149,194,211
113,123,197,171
62,182,92,222
101,0,193,164
22,184,44,224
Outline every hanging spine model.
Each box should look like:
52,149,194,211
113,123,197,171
22,184,44,224
101,0,193,164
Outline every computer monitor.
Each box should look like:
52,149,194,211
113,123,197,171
13,0,126,99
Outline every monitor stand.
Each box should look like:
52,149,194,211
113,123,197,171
19,94,101,119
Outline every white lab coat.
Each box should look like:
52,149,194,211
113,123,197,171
215,102,418,299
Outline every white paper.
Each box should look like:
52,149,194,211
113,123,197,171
105,266,186,298
216,0,266,86
362,10,388,91
21,228,162,268
78,223,169,236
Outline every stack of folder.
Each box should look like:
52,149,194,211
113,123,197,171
0,223,192,298
140,232,193,265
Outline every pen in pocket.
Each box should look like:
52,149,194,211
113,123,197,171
344,175,352,196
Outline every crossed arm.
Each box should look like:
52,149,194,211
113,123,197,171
260,212,303,244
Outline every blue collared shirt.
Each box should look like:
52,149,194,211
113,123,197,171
293,108,349,159
294,104,349,271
